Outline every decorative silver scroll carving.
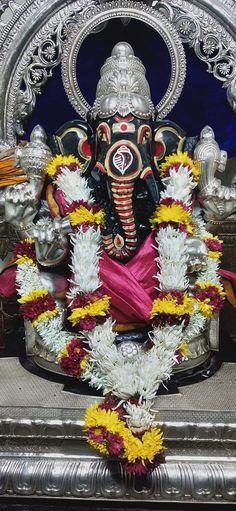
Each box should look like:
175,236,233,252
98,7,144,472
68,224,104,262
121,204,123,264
0,0,27,29
1,0,236,146
153,0,236,113
61,1,186,120
14,1,97,137
0,399,235,502
0,0,97,146
0,457,235,500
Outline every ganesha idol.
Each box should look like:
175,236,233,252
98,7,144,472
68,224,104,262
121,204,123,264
0,42,226,381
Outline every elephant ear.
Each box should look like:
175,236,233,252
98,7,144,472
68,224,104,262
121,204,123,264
153,120,186,170
49,120,93,170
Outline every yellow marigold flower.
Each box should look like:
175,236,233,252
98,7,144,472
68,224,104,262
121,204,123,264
150,203,193,233
195,281,225,298
160,150,200,182
84,402,124,434
84,403,164,465
25,238,34,244
197,301,213,318
208,250,222,259
87,438,109,456
68,296,110,326
69,206,105,227
80,356,89,372
150,293,194,318
123,427,164,463
45,154,82,177
202,233,223,243
16,255,34,265
178,342,188,358
141,428,164,461
122,430,143,462
32,307,60,327
18,288,48,304
57,345,69,361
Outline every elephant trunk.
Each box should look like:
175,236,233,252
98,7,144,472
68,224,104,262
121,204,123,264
102,180,137,260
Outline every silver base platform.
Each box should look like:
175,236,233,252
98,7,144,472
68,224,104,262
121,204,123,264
0,357,235,503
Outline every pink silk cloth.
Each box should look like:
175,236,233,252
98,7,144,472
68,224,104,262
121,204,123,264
219,269,236,289
100,231,157,323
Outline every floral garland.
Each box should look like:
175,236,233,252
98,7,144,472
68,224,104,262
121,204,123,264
14,150,225,474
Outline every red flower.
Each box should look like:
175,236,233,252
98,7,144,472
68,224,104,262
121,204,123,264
87,426,107,443
107,433,124,455
99,396,125,420
193,284,224,313
60,356,82,376
205,238,222,252
160,197,191,212
71,289,105,310
123,451,166,475
59,338,88,377
74,222,101,233
152,313,190,328
14,240,36,262
19,294,56,320
158,290,184,305
79,316,97,331
123,461,147,475
65,200,101,215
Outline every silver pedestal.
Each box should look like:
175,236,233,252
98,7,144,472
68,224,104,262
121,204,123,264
0,358,235,503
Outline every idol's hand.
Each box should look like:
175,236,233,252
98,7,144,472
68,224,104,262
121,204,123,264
32,220,69,267
4,179,42,230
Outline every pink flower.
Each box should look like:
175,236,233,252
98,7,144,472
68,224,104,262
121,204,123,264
205,238,222,252
13,240,36,261
123,461,147,475
175,348,183,364
79,316,97,331
59,337,88,376
107,433,124,455
19,294,56,320
99,396,125,420
87,426,107,443
160,197,191,212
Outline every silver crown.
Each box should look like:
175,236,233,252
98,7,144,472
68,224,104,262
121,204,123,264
91,42,155,120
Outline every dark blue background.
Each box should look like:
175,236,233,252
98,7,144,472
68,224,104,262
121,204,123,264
25,18,236,158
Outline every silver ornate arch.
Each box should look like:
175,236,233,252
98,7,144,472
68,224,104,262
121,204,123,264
0,0,236,147
61,2,186,120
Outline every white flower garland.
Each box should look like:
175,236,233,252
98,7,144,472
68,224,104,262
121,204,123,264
15,156,223,435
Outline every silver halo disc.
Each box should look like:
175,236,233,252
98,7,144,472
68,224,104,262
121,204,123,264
61,1,186,119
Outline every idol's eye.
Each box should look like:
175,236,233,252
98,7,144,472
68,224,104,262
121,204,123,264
143,131,151,143
97,123,111,144
138,125,152,144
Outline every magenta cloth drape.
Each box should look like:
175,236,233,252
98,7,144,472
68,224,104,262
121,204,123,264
0,267,16,298
100,231,158,323
219,269,236,289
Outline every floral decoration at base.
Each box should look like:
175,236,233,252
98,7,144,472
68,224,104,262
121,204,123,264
84,398,165,474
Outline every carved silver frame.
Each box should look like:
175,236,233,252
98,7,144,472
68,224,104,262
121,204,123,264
0,1,236,504
1,0,236,147
61,1,186,120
